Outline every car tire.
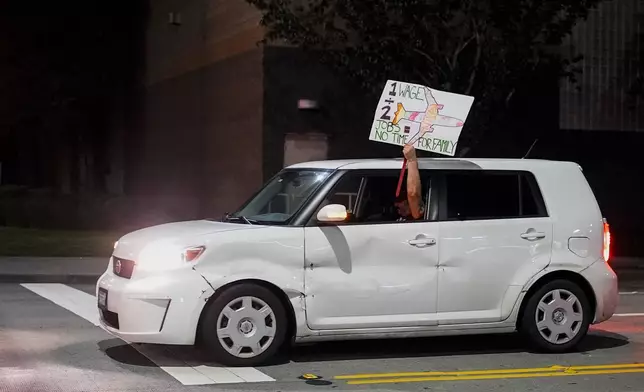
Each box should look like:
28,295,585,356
200,283,288,366
520,279,592,353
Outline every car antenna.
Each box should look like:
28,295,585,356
522,139,538,159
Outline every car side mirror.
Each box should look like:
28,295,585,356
316,204,348,223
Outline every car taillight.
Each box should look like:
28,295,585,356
182,246,205,262
603,219,611,263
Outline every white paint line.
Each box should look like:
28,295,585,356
193,365,247,384
21,283,275,385
225,366,276,382
133,344,216,386
162,367,216,386
21,283,100,327
614,313,644,317
166,346,275,383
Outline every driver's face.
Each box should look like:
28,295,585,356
395,200,410,217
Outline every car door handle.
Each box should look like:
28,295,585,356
408,238,437,247
520,231,546,241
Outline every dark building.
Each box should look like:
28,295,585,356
119,0,394,223
2,0,640,256
551,0,644,257
119,0,642,255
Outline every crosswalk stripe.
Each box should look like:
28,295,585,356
193,365,248,384
20,283,100,326
132,343,223,385
20,283,275,385
225,366,277,382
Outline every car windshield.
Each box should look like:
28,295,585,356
226,169,332,225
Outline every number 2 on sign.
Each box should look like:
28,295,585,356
380,106,391,120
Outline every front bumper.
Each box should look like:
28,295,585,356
96,260,213,345
581,258,619,324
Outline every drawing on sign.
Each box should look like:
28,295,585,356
369,80,474,156
393,87,464,134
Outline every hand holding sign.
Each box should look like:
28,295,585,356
369,80,474,156
402,144,417,162
395,144,419,197
370,80,475,196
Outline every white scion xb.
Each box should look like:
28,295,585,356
96,158,618,366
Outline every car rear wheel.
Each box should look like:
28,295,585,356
520,279,592,353
200,283,287,366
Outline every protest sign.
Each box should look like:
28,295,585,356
369,80,474,156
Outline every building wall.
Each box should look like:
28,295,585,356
131,0,265,221
133,1,644,257
145,0,264,85
555,0,644,256
262,46,400,181
560,0,644,131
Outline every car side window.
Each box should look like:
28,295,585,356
312,170,432,225
324,173,363,215
444,171,547,220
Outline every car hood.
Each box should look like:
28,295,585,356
113,220,257,261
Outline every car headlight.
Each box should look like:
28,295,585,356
137,242,205,271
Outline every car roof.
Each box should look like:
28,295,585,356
286,158,579,171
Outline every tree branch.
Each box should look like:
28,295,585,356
465,28,483,95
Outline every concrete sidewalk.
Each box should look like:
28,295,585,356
0,256,642,285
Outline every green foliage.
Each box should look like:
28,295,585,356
246,0,605,153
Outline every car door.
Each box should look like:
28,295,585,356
303,169,440,330
436,170,553,325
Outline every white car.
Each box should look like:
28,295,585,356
96,158,618,366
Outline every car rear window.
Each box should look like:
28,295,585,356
445,171,547,220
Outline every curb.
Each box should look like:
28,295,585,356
0,274,100,284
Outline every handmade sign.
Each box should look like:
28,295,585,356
369,80,474,156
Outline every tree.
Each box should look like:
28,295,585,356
246,0,604,156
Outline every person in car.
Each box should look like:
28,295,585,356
394,144,424,221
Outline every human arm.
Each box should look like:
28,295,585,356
403,144,423,219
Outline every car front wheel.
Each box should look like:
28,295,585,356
200,283,287,366
520,279,592,353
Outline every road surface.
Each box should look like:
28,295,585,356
1,281,644,392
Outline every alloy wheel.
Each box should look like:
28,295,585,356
535,288,584,345
216,296,277,358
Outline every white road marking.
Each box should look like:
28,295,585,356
613,313,644,317
225,366,277,382
20,283,100,326
193,365,248,384
20,283,275,385
132,343,220,385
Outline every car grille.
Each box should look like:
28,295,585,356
112,257,135,279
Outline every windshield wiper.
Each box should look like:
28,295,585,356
223,214,258,225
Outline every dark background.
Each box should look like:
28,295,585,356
0,0,642,258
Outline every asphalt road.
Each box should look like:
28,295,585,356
2,282,644,392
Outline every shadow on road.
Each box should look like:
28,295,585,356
98,339,157,367
282,331,630,364
98,330,629,368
